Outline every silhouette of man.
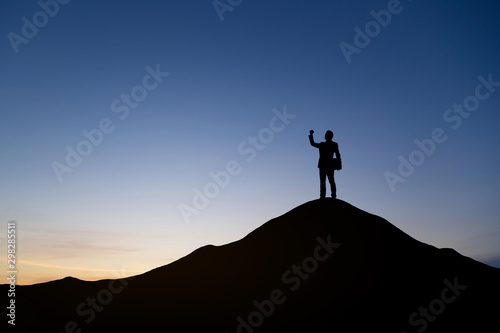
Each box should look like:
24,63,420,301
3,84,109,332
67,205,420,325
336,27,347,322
309,130,341,199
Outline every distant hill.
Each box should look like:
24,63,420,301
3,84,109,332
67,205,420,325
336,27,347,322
3,199,499,332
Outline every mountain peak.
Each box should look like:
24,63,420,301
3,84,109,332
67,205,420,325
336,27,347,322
5,199,500,332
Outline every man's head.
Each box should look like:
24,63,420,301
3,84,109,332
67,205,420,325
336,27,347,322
325,130,334,141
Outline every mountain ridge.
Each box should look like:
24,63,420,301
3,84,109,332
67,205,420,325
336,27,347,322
3,199,499,332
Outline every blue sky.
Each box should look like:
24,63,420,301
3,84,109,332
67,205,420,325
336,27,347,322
1,0,499,284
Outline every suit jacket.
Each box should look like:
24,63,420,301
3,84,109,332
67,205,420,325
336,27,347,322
309,135,340,169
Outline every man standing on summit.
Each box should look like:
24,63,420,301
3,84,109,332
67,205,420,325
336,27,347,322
309,130,341,199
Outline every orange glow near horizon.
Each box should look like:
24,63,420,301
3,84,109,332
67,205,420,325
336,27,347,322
1,259,147,285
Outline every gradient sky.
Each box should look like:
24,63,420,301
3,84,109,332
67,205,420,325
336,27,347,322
1,0,499,285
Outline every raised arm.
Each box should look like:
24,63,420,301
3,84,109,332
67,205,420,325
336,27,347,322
309,130,320,148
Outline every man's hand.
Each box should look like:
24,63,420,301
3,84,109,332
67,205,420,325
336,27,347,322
309,130,314,135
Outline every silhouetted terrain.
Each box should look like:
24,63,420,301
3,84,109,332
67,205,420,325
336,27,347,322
3,199,499,332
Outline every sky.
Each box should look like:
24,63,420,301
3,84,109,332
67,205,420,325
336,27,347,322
0,0,499,285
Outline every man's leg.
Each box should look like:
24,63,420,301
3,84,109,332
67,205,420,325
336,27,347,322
326,169,336,198
319,168,326,199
